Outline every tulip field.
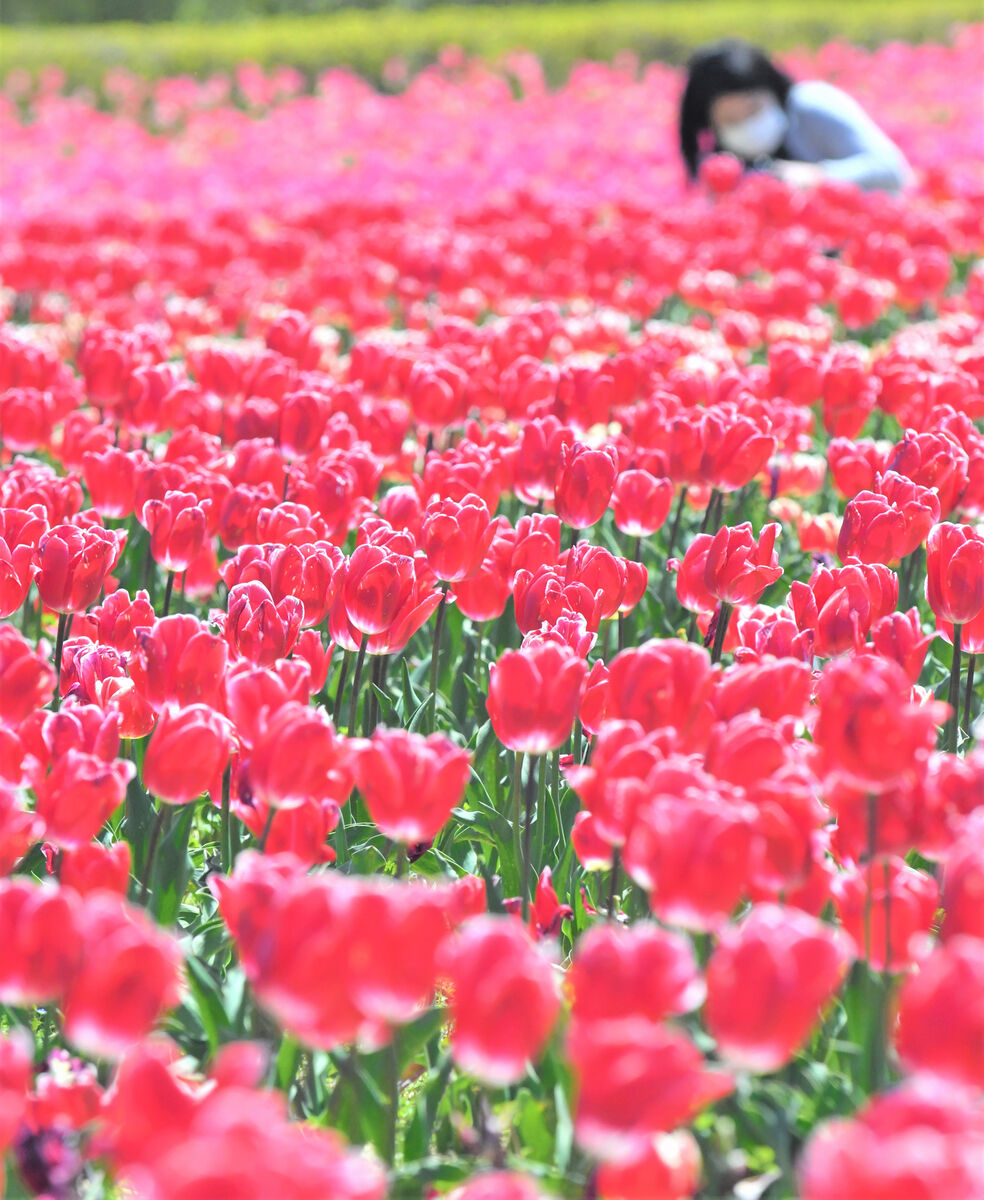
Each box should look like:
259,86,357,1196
2,23,984,1200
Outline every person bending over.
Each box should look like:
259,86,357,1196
679,39,911,192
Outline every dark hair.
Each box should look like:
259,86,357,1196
679,39,795,179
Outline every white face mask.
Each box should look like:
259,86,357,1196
717,101,789,160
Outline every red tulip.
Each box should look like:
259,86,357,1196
611,470,675,537
895,936,984,1089
941,825,984,941
70,587,155,653
243,701,349,810
446,1173,550,1200
672,534,715,613
512,866,573,940
236,796,340,865
830,856,938,971
570,923,704,1026
130,614,228,712
223,581,303,665
0,1029,32,1154
596,1131,701,1200
563,542,647,620
814,655,947,794
705,905,852,1073
0,880,80,1003
569,1018,733,1160
0,505,45,618
869,607,934,683
442,915,560,1087
420,492,496,582
81,447,140,519
0,626,55,727
140,490,211,574
34,523,125,614
57,841,131,897
826,437,888,499
487,641,587,755
62,893,183,1058
554,442,619,530
340,544,424,635
703,522,782,607
142,703,231,805
925,521,984,625
623,786,758,932
790,560,898,658
0,786,42,874
34,748,133,848
353,728,470,843
887,428,969,519
221,542,345,628
799,1077,984,1200
604,640,716,749
837,472,940,565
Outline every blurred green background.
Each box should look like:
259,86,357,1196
1,0,975,90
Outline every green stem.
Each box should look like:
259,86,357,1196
963,653,976,737
394,843,407,879
331,651,350,727
347,638,368,736
138,803,167,902
220,764,232,874
258,806,276,852
429,588,448,730
699,488,721,535
607,848,621,920
710,602,733,665
511,751,524,905
947,623,963,754
161,570,175,617
52,611,68,710
521,755,537,922
385,1035,400,1166
665,487,688,559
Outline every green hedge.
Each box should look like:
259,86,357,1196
1,0,977,91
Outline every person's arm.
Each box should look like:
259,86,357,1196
786,81,912,192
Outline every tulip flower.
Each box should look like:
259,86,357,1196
487,641,587,757
130,614,228,713
596,1131,701,1200
570,923,704,1025
0,626,55,727
836,472,940,566
441,915,560,1087
895,936,984,1090
830,856,938,971
611,469,675,539
222,581,303,666
0,506,45,619
142,703,231,806
554,442,619,531
814,655,947,794
34,523,125,615
705,905,853,1072
33,750,134,849
420,492,496,582
81,447,140,520
140,490,211,575
799,1079,984,1200
353,727,470,845
61,893,184,1058
568,1017,733,1161
790,560,898,658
